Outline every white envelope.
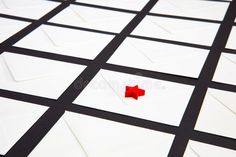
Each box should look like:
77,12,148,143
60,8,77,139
150,0,229,21
49,4,135,33
195,88,236,139
0,52,86,99
0,17,29,43
73,69,194,126
75,0,149,11
131,16,220,46
0,0,59,19
213,53,236,86
108,37,209,78
0,97,48,155
29,116,87,157
226,26,236,50
184,140,236,157
62,111,174,157
15,24,114,60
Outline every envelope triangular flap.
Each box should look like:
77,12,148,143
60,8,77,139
208,88,236,114
148,16,217,35
127,38,197,63
63,111,174,157
2,52,58,82
185,140,236,157
29,118,87,157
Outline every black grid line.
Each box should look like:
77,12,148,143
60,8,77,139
0,13,35,23
148,13,222,24
210,81,236,93
3,0,159,156
225,48,236,54
191,130,236,150
8,46,92,66
0,0,235,156
0,89,54,108
67,104,178,134
168,1,236,156
103,63,197,86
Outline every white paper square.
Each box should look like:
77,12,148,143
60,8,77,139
131,16,220,46
62,111,174,157
0,52,86,99
195,88,236,139
15,24,114,60
74,69,194,126
49,4,135,33
226,26,236,50
151,0,229,21
108,37,208,78
213,53,236,86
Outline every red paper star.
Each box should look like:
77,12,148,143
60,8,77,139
125,85,145,100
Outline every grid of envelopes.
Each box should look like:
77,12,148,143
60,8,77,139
0,0,236,156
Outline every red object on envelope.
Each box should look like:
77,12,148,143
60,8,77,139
125,85,145,100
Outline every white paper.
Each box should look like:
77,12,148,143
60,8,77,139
74,69,194,126
0,52,86,99
108,37,208,78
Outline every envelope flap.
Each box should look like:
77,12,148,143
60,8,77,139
149,16,215,35
2,52,56,82
222,53,236,65
128,38,193,62
209,89,236,114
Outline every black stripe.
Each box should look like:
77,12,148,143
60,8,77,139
8,46,92,66
168,1,236,156
148,13,222,24
129,35,211,50
45,21,118,35
71,1,138,14
0,13,35,22
0,89,54,108
224,48,236,54
4,1,158,156
103,63,197,86
210,81,236,93
0,0,72,54
50,0,139,14
192,130,236,150
67,104,177,134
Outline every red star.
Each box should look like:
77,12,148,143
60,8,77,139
125,85,145,100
